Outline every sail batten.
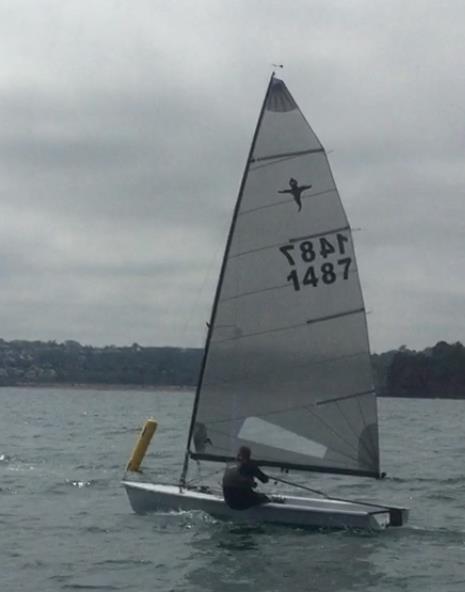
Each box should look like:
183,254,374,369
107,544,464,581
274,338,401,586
316,390,376,406
203,349,370,383
186,77,380,480
251,147,325,163
306,308,365,325
228,221,351,258
210,320,310,344
220,283,289,303
211,308,365,345
290,225,351,242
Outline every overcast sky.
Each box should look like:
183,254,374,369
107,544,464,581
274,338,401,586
1,0,464,353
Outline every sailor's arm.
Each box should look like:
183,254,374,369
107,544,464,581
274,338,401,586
254,466,269,484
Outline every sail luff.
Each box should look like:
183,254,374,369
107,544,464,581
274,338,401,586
179,73,277,485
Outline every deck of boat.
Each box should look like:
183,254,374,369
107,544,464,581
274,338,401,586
123,480,408,531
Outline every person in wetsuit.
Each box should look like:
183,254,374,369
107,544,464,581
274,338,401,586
222,446,270,510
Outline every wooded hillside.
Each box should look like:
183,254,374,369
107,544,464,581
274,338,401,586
0,338,464,397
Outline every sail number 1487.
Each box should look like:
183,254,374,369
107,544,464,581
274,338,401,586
279,233,352,291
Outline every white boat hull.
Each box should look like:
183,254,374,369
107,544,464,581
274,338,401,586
123,480,408,531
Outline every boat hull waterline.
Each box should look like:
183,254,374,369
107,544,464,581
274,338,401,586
123,481,407,531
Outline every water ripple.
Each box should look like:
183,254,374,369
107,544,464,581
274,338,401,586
1,389,465,592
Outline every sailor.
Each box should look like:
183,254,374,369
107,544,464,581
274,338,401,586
222,446,270,510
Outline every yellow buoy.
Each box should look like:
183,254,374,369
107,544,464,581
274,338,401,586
126,418,158,472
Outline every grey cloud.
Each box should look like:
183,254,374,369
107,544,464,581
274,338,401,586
0,1,464,351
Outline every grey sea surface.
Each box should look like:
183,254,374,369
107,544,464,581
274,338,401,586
1,387,465,591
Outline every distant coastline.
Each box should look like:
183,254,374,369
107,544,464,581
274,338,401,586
7,384,464,399
5,382,193,392
0,338,464,399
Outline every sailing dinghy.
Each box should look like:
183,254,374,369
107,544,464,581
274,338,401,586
123,75,408,530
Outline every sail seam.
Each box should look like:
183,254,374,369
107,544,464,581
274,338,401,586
220,282,289,302
211,308,364,344
250,147,324,163
211,321,306,344
220,267,357,303
203,351,370,390
203,386,365,426
290,225,350,243
229,218,346,259
316,389,376,406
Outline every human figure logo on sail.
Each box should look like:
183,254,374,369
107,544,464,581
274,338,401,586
278,177,312,211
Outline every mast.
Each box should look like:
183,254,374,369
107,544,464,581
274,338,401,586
179,73,276,486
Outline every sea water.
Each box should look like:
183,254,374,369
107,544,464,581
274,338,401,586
1,387,464,591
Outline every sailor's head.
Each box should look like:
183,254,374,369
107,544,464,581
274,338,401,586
289,178,297,188
237,446,251,462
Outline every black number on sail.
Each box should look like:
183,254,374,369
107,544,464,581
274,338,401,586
338,257,352,279
287,269,300,291
319,237,335,258
321,262,337,284
286,259,352,291
279,245,296,265
303,266,319,287
336,233,349,254
300,241,316,262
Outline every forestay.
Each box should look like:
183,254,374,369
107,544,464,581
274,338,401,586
188,76,380,478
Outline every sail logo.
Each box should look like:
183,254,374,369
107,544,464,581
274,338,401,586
278,177,312,211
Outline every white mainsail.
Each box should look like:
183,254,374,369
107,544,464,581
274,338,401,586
187,76,380,478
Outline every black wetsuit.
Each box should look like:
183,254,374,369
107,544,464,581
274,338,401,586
222,460,270,510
